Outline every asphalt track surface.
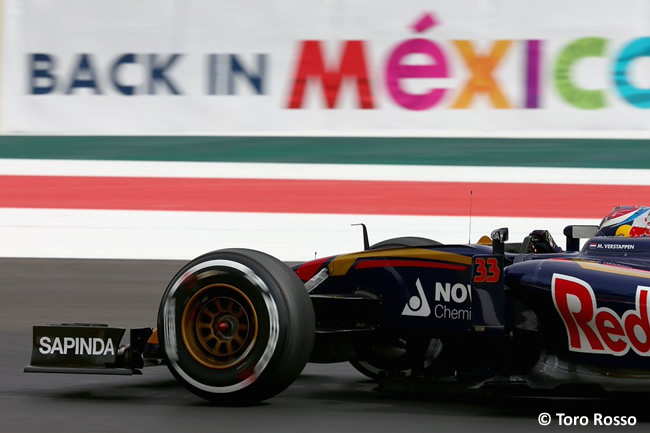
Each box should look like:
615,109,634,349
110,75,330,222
1,258,649,433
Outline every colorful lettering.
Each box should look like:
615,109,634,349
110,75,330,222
385,13,448,110
452,40,513,109
525,40,542,109
614,37,650,108
287,40,374,109
27,11,650,113
554,37,607,109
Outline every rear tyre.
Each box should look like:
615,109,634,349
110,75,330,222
370,237,441,249
351,236,441,379
158,248,314,405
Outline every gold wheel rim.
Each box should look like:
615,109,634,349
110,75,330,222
181,283,258,369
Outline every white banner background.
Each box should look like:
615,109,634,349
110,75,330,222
4,0,650,135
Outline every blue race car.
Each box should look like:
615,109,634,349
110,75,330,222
26,205,650,404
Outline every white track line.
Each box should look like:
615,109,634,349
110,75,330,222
0,208,595,261
0,159,649,185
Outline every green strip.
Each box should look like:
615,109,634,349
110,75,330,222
0,136,648,168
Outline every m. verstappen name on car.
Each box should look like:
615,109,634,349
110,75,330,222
588,243,635,250
402,280,471,320
38,336,115,356
552,274,650,356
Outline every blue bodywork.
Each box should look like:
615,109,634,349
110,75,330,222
296,228,650,391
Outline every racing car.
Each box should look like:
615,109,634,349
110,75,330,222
25,205,650,404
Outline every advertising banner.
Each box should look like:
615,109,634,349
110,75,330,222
4,0,650,136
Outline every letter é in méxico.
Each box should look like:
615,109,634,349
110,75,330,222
552,274,650,356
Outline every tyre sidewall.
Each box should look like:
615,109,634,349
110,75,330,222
158,250,311,402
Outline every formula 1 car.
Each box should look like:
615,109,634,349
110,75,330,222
25,205,650,405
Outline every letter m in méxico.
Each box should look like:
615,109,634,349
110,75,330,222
287,41,374,108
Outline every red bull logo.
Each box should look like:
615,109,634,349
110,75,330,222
552,274,650,356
